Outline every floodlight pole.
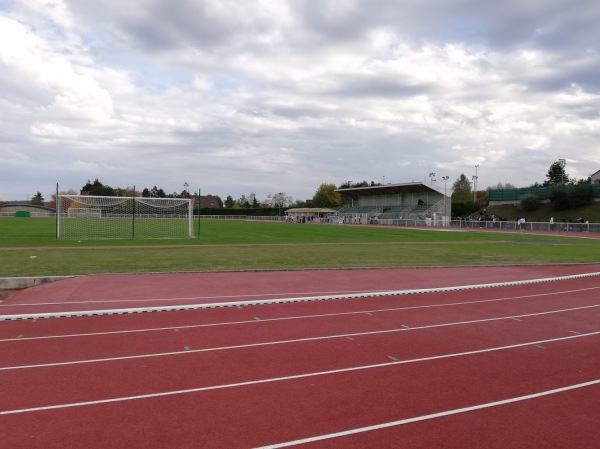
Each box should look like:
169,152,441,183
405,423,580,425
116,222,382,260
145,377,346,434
132,186,136,239
558,159,566,184
197,188,201,239
55,182,59,239
442,176,449,226
473,165,479,202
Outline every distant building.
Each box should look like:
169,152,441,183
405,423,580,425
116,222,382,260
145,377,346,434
591,169,600,184
285,208,337,222
195,195,222,208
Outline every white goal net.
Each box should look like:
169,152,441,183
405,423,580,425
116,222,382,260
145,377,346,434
57,195,193,239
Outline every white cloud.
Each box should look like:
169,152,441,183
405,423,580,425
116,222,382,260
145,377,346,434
1,0,600,202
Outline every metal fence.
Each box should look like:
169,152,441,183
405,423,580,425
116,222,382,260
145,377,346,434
1,212,598,234
448,219,598,233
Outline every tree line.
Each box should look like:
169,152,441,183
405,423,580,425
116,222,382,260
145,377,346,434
23,161,594,213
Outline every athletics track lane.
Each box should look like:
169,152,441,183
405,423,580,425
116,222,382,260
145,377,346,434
2,264,600,316
0,269,599,448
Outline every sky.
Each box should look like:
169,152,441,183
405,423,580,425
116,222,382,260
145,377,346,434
1,0,599,203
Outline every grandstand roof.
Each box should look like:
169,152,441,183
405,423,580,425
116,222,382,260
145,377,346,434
336,182,440,197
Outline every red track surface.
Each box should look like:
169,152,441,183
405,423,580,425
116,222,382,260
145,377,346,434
1,265,599,448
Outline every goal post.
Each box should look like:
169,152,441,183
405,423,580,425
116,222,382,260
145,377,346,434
57,195,193,239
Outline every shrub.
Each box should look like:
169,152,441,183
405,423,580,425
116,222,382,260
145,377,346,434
451,201,481,218
520,194,540,212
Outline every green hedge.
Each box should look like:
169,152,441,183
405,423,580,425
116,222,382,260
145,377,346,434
195,208,282,216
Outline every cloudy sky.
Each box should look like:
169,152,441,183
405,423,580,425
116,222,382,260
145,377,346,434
1,0,599,203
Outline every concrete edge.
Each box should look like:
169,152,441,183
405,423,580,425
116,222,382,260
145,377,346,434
0,276,76,291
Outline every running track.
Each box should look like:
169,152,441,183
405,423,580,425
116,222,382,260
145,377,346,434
1,264,599,448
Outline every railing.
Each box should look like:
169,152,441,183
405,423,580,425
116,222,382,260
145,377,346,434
449,219,598,233
1,213,598,233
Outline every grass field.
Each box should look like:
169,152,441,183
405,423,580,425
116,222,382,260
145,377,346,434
0,217,598,277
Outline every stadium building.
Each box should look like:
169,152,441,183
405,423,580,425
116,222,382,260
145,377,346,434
335,182,450,226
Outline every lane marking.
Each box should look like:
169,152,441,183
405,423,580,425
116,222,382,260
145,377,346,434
254,379,600,448
2,286,598,342
0,288,397,308
2,307,599,372
1,333,598,416
3,272,599,320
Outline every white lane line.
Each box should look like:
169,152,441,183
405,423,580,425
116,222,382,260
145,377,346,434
1,332,598,416
2,286,598,343
254,379,600,449
3,272,599,320
2,306,599,371
0,288,390,307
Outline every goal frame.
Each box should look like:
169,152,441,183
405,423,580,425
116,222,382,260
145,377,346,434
56,194,194,240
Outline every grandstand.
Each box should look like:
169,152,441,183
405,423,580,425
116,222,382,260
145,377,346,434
335,182,450,226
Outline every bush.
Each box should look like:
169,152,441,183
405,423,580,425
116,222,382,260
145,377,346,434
549,184,592,210
567,183,593,208
451,201,481,218
549,187,570,210
520,194,540,212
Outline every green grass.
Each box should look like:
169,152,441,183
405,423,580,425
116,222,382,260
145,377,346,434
0,217,598,277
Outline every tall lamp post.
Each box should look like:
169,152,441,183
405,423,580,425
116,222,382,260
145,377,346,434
429,172,436,185
473,165,479,202
442,176,449,226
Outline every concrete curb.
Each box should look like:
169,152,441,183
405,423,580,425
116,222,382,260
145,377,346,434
0,276,75,291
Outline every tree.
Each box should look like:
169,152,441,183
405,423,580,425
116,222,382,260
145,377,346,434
549,187,569,210
81,179,115,196
224,195,235,208
312,183,342,208
30,191,44,205
490,182,516,190
237,195,251,208
267,192,293,215
543,161,570,186
338,180,380,189
50,189,77,209
450,174,472,203
249,192,260,208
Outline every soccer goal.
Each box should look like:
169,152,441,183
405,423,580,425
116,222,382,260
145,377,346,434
57,195,193,239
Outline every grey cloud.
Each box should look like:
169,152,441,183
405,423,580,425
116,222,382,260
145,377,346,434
327,74,431,98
